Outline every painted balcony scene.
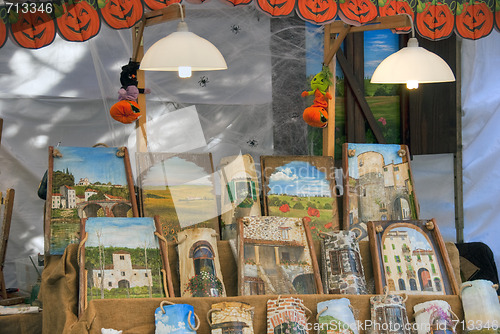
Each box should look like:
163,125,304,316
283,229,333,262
241,217,316,295
382,227,445,294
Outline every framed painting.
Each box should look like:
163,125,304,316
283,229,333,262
219,154,261,240
44,146,138,255
261,155,339,240
367,219,459,296
78,217,173,316
343,143,419,241
237,216,322,296
136,152,219,242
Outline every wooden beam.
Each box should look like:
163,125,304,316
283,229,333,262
323,25,350,67
329,15,412,34
143,5,184,27
336,49,386,144
323,24,336,158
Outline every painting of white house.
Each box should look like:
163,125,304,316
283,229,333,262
82,217,164,302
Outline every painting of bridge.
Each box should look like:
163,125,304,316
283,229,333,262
47,146,137,255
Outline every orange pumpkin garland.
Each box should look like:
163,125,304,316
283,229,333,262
0,11,6,49
379,0,413,33
455,0,494,39
9,10,56,49
256,0,296,17
99,0,143,29
416,0,455,40
296,0,338,24
56,0,101,42
142,0,180,10
338,0,379,25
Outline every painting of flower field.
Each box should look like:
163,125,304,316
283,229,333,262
261,156,339,239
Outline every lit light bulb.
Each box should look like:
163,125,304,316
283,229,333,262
178,66,192,78
406,80,419,89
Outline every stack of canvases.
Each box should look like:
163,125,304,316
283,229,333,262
41,143,500,333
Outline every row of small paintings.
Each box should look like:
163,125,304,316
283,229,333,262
155,296,459,334
44,143,419,257
77,216,458,318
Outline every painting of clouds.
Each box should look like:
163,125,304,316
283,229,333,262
136,153,219,241
261,156,339,239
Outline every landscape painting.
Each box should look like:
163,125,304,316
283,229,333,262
238,216,321,296
79,217,169,315
45,146,137,255
261,156,339,239
368,219,459,296
137,152,219,241
343,143,419,240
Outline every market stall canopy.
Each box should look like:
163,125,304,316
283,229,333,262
0,0,499,50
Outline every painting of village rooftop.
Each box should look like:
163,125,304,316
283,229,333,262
343,143,419,240
79,217,167,314
45,146,137,255
238,216,320,296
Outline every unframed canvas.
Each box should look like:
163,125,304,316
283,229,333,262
343,143,419,241
238,216,322,296
368,219,458,296
136,152,219,242
78,217,173,316
44,146,138,255
261,155,339,240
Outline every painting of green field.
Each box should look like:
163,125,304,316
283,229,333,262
261,156,339,239
142,185,217,240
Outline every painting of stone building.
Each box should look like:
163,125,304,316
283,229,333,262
219,154,261,240
321,231,367,295
209,302,254,334
239,216,320,296
80,217,166,308
267,296,308,334
369,295,411,334
46,146,137,255
343,143,419,240
381,226,445,295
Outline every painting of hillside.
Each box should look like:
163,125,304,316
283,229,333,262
137,153,219,241
261,156,339,239
47,146,137,255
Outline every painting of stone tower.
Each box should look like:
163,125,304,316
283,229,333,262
343,143,419,240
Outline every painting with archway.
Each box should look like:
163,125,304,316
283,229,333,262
78,217,173,316
343,143,419,241
368,219,459,295
45,146,138,255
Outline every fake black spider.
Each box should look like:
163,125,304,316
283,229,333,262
198,76,209,87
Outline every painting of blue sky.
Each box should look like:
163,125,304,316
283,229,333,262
268,161,331,197
364,30,399,78
85,217,157,248
347,143,403,179
53,146,128,185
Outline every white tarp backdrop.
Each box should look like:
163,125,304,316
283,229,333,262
0,0,499,288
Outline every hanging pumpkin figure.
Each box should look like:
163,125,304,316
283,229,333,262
301,66,333,128
109,59,150,124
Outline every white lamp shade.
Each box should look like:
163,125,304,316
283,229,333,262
371,38,455,85
140,26,227,72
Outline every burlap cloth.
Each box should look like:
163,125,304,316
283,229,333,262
35,241,463,334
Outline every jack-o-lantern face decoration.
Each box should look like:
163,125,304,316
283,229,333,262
379,0,413,32
256,0,296,17
496,2,500,31
0,9,7,49
56,0,100,42
416,1,454,39
221,0,253,5
296,0,338,24
143,0,180,10
303,106,328,128
456,0,494,39
339,0,378,25
100,0,143,29
9,11,56,49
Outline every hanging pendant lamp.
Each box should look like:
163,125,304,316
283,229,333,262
140,3,227,78
370,14,455,89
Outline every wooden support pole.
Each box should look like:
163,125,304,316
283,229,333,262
322,24,336,158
